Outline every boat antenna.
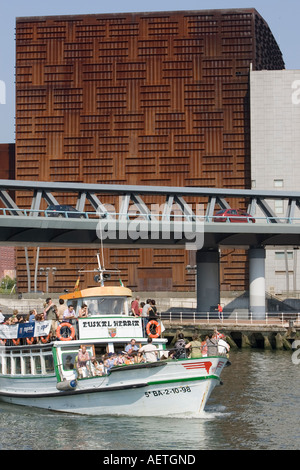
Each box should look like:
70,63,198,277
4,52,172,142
96,252,104,286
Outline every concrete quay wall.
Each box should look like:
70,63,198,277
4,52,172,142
162,322,300,351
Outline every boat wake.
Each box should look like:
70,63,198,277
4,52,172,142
155,404,230,420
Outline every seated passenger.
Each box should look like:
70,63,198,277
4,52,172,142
139,337,158,363
77,345,91,378
91,357,105,376
124,354,134,365
125,339,139,362
105,352,117,372
116,353,126,365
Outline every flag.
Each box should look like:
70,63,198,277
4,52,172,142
74,276,80,291
119,278,124,287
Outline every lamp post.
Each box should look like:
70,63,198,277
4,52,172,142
39,267,57,293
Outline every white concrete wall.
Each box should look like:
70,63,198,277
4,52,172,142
250,69,300,294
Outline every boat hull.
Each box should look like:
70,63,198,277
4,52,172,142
0,357,227,416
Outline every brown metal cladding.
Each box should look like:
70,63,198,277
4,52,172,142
15,9,284,293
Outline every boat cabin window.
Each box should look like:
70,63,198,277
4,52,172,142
75,296,128,316
0,347,54,376
60,345,95,373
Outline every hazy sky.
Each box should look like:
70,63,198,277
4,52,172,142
0,0,299,143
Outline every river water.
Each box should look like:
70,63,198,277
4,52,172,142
0,349,299,451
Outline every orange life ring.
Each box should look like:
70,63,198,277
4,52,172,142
12,338,20,346
26,337,35,345
40,334,51,344
56,322,76,341
146,320,161,338
0,339,7,345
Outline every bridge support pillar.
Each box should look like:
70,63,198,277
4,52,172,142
196,250,220,312
249,248,266,320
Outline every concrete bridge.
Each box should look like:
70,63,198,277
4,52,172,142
2,179,300,319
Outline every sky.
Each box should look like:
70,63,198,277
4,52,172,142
0,0,299,143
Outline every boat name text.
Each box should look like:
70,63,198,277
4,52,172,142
81,319,140,328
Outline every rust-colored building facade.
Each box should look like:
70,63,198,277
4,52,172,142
14,9,284,293
0,144,16,280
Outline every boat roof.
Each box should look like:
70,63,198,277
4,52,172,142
60,285,132,301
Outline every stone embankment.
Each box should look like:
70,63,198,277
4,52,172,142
163,322,300,351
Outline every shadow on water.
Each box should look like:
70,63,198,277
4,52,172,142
0,350,299,450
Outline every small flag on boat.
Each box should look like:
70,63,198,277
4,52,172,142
119,278,124,287
74,276,80,291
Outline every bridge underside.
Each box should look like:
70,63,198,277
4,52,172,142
0,217,299,249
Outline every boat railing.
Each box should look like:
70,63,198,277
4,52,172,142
0,315,165,345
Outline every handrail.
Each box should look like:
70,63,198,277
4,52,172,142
1,207,300,225
159,311,300,325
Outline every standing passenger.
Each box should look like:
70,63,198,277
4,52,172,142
206,333,218,356
56,299,65,322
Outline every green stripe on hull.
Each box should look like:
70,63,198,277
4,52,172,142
148,375,220,386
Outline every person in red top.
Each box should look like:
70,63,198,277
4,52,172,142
217,303,223,320
131,297,140,316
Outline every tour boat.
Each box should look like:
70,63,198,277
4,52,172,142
0,260,229,416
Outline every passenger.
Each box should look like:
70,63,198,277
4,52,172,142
0,309,5,324
91,357,105,376
44,298,58,338
213,329,223,340
125,338,139,362
201,336,208,357
77,345,91,378
139,337,158,363
206,333,218,356
218,334,230,357
185,334,202,358
78,303,88,318
174,333,187,359
56,299,65,322
29,309,37,322
148,300,158,319
8,309,22,324
139,302,145,316
116,352,126,365
131,297,140,316
63,304,76,321
35,313,44,322
105,352,117,372
142,299,152,318
124,354,134,365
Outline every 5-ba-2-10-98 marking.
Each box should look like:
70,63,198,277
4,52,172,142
144,386,192,398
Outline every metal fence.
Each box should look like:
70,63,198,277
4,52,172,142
159,311,300,325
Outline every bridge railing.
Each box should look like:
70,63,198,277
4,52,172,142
1,206,300,225
159,310,300,325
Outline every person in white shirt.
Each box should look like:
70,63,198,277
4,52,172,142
139,337,158,363
63,304,77,321
0,310,5,324
218,335,230,356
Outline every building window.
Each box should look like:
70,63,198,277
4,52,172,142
274,179,283,188
274,199,284,214
275,251,293,260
